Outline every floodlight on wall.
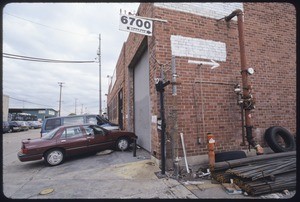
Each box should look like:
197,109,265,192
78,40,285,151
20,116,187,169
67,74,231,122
247,67,255,75
241,67,255,75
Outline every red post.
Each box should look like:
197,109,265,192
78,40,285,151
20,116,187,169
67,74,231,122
207,133,215,169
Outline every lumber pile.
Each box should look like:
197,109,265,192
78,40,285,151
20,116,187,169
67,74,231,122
211,151,296,196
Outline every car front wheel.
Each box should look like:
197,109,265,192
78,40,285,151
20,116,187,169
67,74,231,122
44,149,64,166
116,138,129,151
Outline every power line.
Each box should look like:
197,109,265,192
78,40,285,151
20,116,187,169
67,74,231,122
9,96,56,108
3,53,96,63
4,12,97,38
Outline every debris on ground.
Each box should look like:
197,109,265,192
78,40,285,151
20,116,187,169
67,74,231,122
211,151,296,196
183,181,204,185
39,188,54,195
171,151,295,198
222,181,243,195
96,149,114,155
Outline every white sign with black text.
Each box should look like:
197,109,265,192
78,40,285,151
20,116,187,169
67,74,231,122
119,14,153,36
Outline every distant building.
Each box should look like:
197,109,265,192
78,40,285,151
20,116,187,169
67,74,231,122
9,108,58,121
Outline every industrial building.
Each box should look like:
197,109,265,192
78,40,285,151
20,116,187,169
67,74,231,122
8,108,58,121
106,3,296,168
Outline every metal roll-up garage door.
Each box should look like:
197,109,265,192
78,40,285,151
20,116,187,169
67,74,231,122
133,49,151,151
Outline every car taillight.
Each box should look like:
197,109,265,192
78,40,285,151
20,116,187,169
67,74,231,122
21,144,28,154
21,148,28,154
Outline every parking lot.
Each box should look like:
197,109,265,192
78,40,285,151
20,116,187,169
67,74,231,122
2,129,196,199
2,129,295,199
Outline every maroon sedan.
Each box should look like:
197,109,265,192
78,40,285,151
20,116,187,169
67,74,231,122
18,124,137,166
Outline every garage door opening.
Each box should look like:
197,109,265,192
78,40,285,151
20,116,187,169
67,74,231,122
133,48,151,151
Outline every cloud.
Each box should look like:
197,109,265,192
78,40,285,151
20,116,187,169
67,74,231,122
3,2,140,116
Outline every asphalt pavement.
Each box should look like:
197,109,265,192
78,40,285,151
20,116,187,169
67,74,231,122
2,130,296,199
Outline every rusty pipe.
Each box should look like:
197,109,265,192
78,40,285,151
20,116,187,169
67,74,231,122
224,9,242,22
225,10,263,155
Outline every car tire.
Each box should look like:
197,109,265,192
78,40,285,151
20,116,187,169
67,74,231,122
116,138,129,151
44,149,65,166
215,151,247,162
264,126,296,153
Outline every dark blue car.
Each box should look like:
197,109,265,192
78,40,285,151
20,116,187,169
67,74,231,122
40,114,119,137
8,121,21,132
2,121,10,133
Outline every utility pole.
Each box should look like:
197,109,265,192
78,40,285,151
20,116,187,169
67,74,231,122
75,98,78,115
58,82,64,116
97,34,102,116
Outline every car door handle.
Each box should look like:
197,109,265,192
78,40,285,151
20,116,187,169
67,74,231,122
61,140,66,143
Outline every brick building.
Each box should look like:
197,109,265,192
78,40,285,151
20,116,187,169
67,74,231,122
107,3,296,167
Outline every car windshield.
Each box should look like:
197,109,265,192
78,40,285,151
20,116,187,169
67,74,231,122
42,127,61,140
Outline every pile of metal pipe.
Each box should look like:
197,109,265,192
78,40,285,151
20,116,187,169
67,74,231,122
233,171,296,195
211,151,296,196
226,157,296,180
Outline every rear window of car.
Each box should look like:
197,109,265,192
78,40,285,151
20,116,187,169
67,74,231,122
60,126,83,139
42,127,61,139
63,116,84,126
45,118,61,131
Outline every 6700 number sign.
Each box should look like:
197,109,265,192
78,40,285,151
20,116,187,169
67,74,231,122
119,14,153,36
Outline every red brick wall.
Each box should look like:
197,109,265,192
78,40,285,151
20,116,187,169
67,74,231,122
244,3,296,135
107,3,296,160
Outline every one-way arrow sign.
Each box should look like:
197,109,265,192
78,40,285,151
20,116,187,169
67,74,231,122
188,59,220,69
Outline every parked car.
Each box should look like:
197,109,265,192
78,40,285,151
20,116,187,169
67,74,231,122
28,121,42,129
2,121,10,133
40,114,119,137
18,124,137,166
8,121,21,132
27,121,34,129
16,121,30,131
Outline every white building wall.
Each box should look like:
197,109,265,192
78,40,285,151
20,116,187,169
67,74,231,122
154,3,243,21
170,35,227,61
2,95,9,121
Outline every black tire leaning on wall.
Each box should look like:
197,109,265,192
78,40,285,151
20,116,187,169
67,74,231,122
264,126,296,153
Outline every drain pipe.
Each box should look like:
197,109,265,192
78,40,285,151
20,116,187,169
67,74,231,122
224,9,263,155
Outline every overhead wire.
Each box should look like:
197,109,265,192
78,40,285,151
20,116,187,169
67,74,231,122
9,96,56,108
3,12,98,38
3,11,104,114
9,96,74,115
3,12,98,64
3,53,97,63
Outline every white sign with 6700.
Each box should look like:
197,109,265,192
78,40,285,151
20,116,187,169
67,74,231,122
119,14,153,36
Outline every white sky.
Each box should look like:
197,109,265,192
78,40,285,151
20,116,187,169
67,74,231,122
2,2,140,116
